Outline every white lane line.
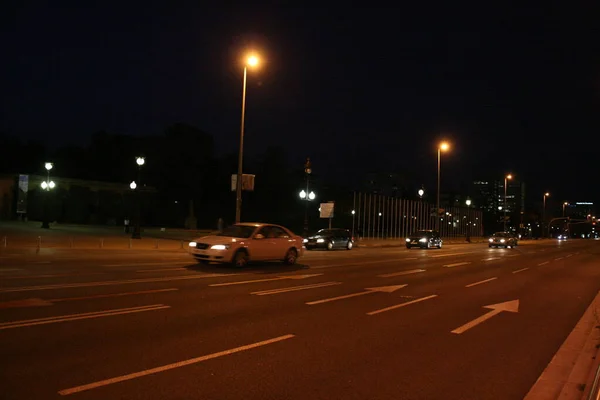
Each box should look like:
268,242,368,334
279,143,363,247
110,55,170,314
48,288,179,303
482,257,500,262
465,277,498,288
537,261,550,266
554,257,564,261
210,274,322,287
103,262,192,267
0,304,170,330
0,273,232,293
136,268,187,273
430,252,471,258
512,268,529,274
565,254,573,258
251,282,341,296
507,254,520,257
367,294,438,316
378,269,426,278
443,262,471,268
311,258,417,269
3,272,105,280
58,334,295,396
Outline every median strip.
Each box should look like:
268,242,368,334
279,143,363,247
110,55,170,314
58,334,295,395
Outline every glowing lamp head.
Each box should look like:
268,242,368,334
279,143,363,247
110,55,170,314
466,199,472,206
247,55,259,67
48,181,55,189
506,174,512,180
308,191,316,200
545,192,550,197
418,189,424,197
136,157,145,166
130,181,137,190
45,162,53,171
41,181,48,190
439,142,449,152
299,190,306,199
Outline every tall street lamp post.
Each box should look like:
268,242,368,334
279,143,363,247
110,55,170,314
131,157,145,239
543,192,550,238
466,199,472,242
504,174,512,232
299,189,316,236
436,142,449,232
235,53,260,224
41,162,55,229
563,202,568,217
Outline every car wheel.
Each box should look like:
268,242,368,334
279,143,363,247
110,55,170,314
426,241,431,249
232,250,248,268
406,244,411,249
284,248,298,265
346,241,353,250
438,241,442,249
327,241,334,251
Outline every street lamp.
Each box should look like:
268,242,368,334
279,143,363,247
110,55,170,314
235,53,261,224
131,157,145,239
41,162,54,229
436,141,450,232
504,174,512,232
563,202,568,217
418,188,424,199
465,199,472,242
543,192,550,238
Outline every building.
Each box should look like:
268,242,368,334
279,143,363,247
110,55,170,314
565,201,595,220
471,179,526,232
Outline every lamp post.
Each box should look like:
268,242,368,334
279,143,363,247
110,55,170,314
542,192,550,238
436,142,449,232
418,188,424,199
131,157,145,239
235,53,260,224
41,162,54,229
563,202,568,217
465,199,472,242
299,189,316,236
504,174,512,232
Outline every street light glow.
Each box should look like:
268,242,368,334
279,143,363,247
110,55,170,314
506,174,512,180
351,210,355,215
130,181,137,190
545,192,550,197
308,191,316,200
48,181,55,189
299,190,306,199
466,199,472,206
418,189,424,197
136,157,145,166
439,142,449,152
45,162,53,171
246,54,259,67
41,181,48,189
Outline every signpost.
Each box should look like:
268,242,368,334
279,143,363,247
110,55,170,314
320,202,334,229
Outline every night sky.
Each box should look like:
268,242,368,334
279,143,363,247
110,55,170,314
2,4,598,205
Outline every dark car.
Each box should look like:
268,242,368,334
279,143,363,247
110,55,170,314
488,232,518,248
405,230,442,249
304,228,354,250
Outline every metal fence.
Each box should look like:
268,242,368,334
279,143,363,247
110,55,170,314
352,193,483,239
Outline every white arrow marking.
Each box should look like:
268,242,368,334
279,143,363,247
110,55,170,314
251,281,341,296
0,298,54,309
209,274,322,287
378,269,425,278
451,299,519,334
367,294,438,315
306,285,406,305
443,262,471,268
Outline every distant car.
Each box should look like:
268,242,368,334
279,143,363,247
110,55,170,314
304,228,354,250
557,234,568,241
188,223,304,267
488,232,518,248
405,230,442,249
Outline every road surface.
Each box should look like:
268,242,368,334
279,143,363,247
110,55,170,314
1,239,599,399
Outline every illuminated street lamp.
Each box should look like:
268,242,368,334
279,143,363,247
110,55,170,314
418,188,424,199
41,162,55,229
130,181,137,190
504,174,512,232
466,199,472,241
235,53,261,224
543,192,550,238
131,157,145,239
436,141,450,231
563,202,568,217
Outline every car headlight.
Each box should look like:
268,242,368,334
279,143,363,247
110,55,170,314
500,239,505,243
419,238,427,243
488,238,493,242
210,244,229,250
405,238,411,242
303,238,308,243
189,241,197,247
316,238,325,243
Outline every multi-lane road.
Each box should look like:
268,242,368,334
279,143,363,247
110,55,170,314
1,239,599,399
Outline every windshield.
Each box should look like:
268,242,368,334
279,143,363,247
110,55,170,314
493,232,509,237
317,229,339,236
216,225,256,238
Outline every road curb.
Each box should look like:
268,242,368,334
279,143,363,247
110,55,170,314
524,290,600,400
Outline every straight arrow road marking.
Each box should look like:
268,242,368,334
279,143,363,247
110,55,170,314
367,294,438,315
58,334,295,396
210,274,323,287
251,281,341,296
443,262,471,268
465,277,498,287
306,285,407,305
0,304,170,330
0,273,232,293
512,267,529,274
378,269,426,278
451,299,519,334
537,261,549,266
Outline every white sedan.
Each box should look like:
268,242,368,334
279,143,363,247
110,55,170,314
188,223,304,267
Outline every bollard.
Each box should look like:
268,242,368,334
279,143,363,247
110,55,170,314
128,238,132,249
155,239,159,249
36,236,41,254
100,238,104,249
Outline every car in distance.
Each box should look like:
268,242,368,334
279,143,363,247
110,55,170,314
557,233,568,241
405,230,442,249
304,228,354,250
488,232,518,248
188,223,304,267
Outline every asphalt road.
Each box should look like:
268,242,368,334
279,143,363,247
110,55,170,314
1,239,599,400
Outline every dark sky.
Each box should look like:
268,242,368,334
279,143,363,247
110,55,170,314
1,3,599,205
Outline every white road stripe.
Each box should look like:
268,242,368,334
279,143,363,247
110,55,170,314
378,269,426,278
537,261,550,266
482,257,500,262
430,252,471,258
367,294,438,316
210,274,322,287
443,262,471,268
507,254,520,257
0,273,231,293
251,282,341,296
465,277,498,287
58,334,295,396
565,254,573,258
0,304,169,330
554,257,564,261
512,267,529,274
